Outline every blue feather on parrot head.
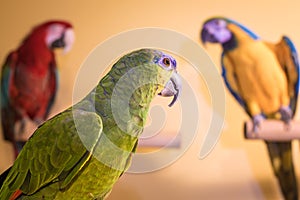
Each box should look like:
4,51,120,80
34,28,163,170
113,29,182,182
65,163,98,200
155,53,177,71
153,50,180,107
151,49,181,107
148,49,181,107
201,16,259,46
201,17,232,44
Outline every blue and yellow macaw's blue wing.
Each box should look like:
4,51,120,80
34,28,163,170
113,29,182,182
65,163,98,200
264,36,300,116
220,19,259,115
225,18,260,40
221,52,245,107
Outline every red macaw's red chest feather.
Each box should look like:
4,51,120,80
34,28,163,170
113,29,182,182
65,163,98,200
8,37,57,121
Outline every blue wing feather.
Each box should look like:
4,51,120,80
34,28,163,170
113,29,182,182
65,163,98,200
221,52,246,108
282,36,300,115
0,52,18,142
221,19,259,113
283,36,300,93
1,65,10,108
1,53,14,109
226,18,260,40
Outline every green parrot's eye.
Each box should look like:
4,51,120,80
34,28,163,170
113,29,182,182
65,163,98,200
158,55,176,70
162,57,171,67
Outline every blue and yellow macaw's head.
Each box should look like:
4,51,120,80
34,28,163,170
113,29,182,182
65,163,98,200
201,17,259,50
201,17,232,44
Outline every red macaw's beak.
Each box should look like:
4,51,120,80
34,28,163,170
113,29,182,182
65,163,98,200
49,27,75,54
63,28,75,53
159,71,182,107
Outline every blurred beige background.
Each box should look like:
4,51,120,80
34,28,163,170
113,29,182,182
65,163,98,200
1,0,300,199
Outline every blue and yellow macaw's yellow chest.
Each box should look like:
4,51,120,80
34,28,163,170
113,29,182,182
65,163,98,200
224,24,291,116
201,16,300,200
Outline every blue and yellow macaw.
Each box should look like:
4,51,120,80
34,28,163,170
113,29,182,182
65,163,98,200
201,17,299,200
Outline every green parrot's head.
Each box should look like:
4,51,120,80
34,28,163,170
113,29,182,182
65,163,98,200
111,48,182,107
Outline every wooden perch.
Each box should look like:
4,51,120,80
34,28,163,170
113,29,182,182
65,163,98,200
137,133,181,148
244,120,300,141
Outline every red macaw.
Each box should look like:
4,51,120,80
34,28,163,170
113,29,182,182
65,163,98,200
1,20,75,158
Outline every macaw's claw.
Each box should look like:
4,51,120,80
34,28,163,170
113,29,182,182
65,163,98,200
252,114,264,133
279,106,292,124
279,106,292,131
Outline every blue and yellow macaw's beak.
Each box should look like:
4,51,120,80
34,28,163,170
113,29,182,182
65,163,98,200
201,18,232,45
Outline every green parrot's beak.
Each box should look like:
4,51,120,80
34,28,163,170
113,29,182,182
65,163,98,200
158,71,182,107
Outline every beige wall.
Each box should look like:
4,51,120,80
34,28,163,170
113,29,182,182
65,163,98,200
1,0,300,199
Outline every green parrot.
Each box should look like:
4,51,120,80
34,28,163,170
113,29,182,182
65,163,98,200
201,17,299,200
0,48,182,199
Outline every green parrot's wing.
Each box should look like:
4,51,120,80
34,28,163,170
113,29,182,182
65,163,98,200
0,104,103,197
264,36,300,114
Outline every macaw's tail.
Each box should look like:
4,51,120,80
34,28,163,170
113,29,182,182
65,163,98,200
265,141,298,200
